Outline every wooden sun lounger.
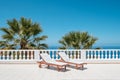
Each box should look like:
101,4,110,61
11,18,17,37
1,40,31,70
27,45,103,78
58,52,87,69
38,53,68,71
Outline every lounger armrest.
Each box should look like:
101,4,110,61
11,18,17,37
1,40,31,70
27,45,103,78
56,60,63,62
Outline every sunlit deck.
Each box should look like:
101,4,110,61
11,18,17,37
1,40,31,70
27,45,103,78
1,49,120,80
0,63,120,80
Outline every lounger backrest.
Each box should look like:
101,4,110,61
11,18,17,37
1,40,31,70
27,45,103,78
40,53,55,63
58,52,70,62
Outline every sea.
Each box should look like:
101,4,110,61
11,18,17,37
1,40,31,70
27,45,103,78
49,46,120,49
48,46,120,59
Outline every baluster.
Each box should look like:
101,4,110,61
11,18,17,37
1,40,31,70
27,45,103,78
99,51,101,59
14,51,18,60
92,51,95,59
3,51,5,60
67,51,70,59
78,51,81,59
32,50,34,60
24,51,26,60
118,51,120,59
26,51,28,60
29,51,31,60
90,50,92,59
109,50,111,59
111,50,114,59
78,50,81,59
104,50,106,59
115,50,117,59
55,51,58,60
65,51,67,58
13,51,15,60
11,51,13,60
57,50,60,59
72,51,74,59
54,51,56,59
107,50,110,59
4,51,7,60
79,50,81,59
6,51,9,60
49,51,51,58
9,51,11,60
52,50,54,59
76,50,79,59
22,51,24,60
69,51,72,59
96,51,98,59
110,51,112,59
92,50,94,59
73,51,76,59
50,50,53,59
86,51,88,59
106,50,108,59
73,51,75,59
4,51,6,60
101,51,103,59
5,51,7,60
25,51,27,60
17,51,19,60
0,51,1,60
97,51,100,59
56,50,59,59
94,51,97,59
113,51,115,59
114,50,116,59
10,51,12,60
70,50,72,59
1,51,4,60
69,51,71,59
24,50,26,60
89,51,91,59
75,50,78,59
32,51,34,59
23,51,26,60
107,51,109,59
103,51,106,59
47,50,49,58
98,51,100,59
116,50,119,59
19,51,22,60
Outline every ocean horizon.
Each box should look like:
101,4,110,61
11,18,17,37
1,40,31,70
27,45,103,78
48,46,120,49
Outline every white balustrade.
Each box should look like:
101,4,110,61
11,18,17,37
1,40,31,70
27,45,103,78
0,49,120,63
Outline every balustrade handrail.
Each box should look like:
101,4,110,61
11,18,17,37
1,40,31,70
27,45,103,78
0,49,120,63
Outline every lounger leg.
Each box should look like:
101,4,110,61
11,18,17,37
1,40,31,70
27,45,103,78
65,66,66,71
47,65,50,68
76,64,79,69
57,66,60,71
39,62,41,68
81,65,84,70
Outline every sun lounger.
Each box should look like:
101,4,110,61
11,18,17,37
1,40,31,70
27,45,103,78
38,53,68,71
58,52,87,69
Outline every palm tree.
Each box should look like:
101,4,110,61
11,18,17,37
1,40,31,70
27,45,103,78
0,17,48,49
59,31,97,49
0,41,16,49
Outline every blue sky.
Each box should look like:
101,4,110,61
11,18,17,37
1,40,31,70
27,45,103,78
0,0,120,48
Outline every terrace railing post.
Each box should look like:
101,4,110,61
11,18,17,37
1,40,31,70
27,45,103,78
81,50,86,60
34,50,40,61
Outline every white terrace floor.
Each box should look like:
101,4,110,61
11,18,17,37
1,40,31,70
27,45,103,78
0,63,120,80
